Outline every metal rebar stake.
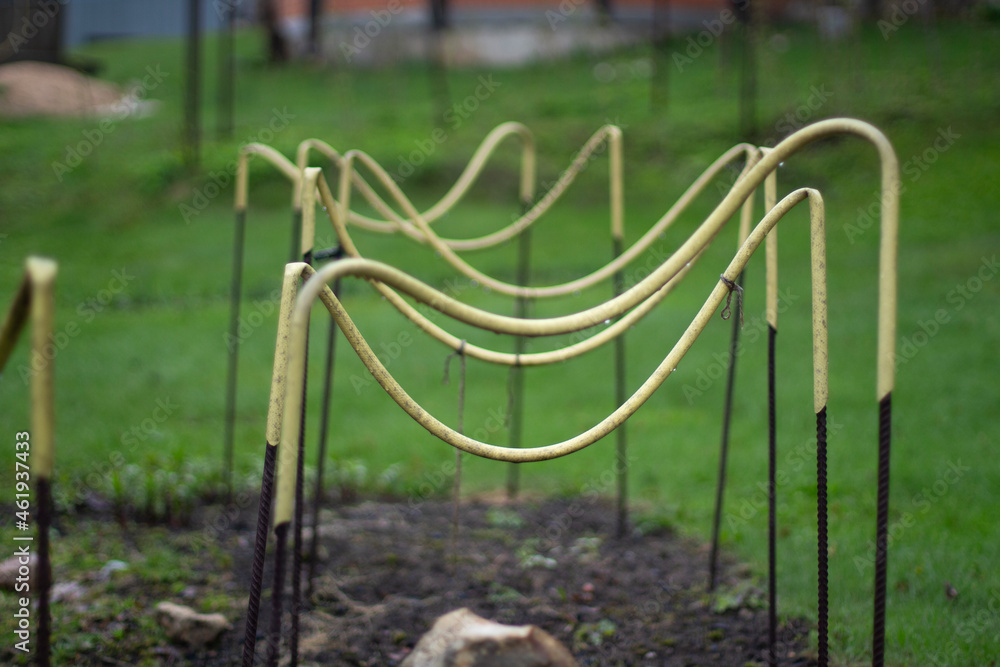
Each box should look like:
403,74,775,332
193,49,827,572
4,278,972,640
241,443,277,666
708,272,744,591
505,224,531,499
308,277,341,595
612,236,629,538
223,209,247,499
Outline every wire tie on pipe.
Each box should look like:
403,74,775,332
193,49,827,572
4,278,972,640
719,274,744,327
442,339,467,385
313,245,344,262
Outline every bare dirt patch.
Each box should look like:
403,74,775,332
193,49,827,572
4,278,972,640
1,495,818,666
251,497,817,666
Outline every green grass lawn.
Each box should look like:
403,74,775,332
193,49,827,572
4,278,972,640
1,18,999,666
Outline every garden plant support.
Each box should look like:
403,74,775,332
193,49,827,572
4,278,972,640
240,118,897,667
0,256,59,667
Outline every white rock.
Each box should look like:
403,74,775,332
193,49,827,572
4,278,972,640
98,559,128,581
0,553,37,591
154,601,232,647
401,607,578,667
50,581,86,603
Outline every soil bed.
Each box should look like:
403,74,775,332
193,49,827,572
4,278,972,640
255,496,817,666
1,495,818,666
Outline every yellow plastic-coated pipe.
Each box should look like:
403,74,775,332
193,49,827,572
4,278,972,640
294,137,415,236
332,124,616,251
293,124,536,237
360,252,699,367
320,118,898,343
273,188,819,526
235,143,300,212
443,124,614,250
316,168,691,343
441,128,738,252
242,123,739,296
763,149,779,330
309,132,788,366
0,257,58,479
737,148,761,246
810,193,830,413
27,258,58,480
265,263,308,447
329,141,760,298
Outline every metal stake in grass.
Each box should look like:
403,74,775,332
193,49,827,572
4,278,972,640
289,177,320,667
607,136,630,538
0,257,59,667
708,153,759,590
708,269,743,592
764,176,779,665
808,193,830,666
225,145,302,499
443,341,467,561
241,264,305,667
308,275,341,596
505,217,532,500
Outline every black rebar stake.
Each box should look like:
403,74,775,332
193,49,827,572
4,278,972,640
767,325,777,667
242,443,277,667
817,406,829,666
873,394,892,667
506,224,531,500
612,237,629,539
708,272,744,591
37,477,52,667
223,209,247,500
266,521,289,667
448,345,467,559
308,277,341,596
